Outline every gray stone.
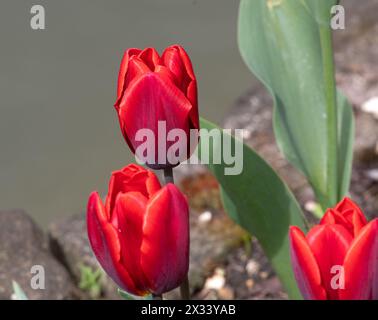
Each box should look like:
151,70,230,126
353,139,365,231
48,214,120,299
0,210,76,299
165,207,248,299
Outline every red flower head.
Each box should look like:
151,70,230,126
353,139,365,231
114,45,199,169
87,164,189,296
290,197,378,300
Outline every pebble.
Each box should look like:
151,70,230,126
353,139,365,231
362,97,378,118
204,268,226,290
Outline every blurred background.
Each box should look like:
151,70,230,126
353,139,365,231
0,0,254,226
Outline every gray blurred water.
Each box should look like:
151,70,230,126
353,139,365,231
0,0,254,226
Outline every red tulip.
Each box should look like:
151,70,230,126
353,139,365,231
290,197,378,300
87,164,189,296
114,45,199,169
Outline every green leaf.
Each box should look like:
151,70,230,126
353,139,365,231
238,0,353,209
117,288,137,300
78,264,103,299
337,91,354,197
117,288,153,300
12,281,28,300
304,0,338,26
198,118,307,299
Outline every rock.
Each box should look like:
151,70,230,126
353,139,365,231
335,0,378,107
361,97,378,119
164,173,248,299
188,209,247,291
354,111,378,163
48,214,120,299
0,210,76,299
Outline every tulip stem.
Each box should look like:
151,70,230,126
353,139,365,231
163,167,174,184
152,294,163,300
163,167,190,300
180,276,190,300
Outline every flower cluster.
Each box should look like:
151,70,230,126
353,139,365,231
87,45,197,296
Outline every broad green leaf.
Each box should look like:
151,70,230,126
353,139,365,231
238,0,353,209
198,118,307,299
304,0,338,26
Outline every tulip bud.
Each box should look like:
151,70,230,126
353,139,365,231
114,45,199,169
289,197,378,300
87,164,189,296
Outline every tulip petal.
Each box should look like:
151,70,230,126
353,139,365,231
162,46,191,91
141,184,189,294
154,65,177,85
320,209,354,236
307,225,353,299
118,72,193,167
105,164,161,214
162,45,196,82
162,45,198,130
138,47,161,71
115,57,151,109
289,226,326,300
87,192,142,295
117,48,142,99
186,80,199,130
345,209,367,236
335,197,367,224
341,219,378,300
146,169,162,195
115,191,150,292
320,206,367,237
320,209,336,225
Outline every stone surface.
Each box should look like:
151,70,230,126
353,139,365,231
335,0,378,107
0,210,76,299
48,214,120,299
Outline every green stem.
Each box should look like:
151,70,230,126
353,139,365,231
163,167,174,184
319,23,338,208
179,276,190,300
163,167,191,300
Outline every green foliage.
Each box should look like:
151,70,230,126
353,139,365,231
238,0,354,210
78,264,102,299
117,288,153,300
198,118,307,299
12,281,28,300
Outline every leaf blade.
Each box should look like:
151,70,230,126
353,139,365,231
199,117,306,299
238,0,353,210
